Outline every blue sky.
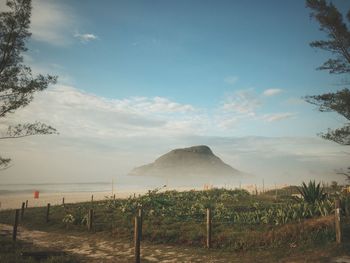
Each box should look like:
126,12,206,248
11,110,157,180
23,0,350,137
1,0,350,186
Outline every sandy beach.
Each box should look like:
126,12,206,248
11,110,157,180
0,190,145,210
0,183,287,210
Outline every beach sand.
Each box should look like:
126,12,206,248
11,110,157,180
0,190,145,210
0,184,287,210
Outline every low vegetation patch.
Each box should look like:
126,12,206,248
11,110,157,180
0,187,346,253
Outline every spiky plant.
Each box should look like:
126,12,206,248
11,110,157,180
297,180,327,204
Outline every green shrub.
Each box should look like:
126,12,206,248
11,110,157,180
297,181,326,204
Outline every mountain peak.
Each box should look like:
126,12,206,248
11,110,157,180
129,145,240,178
171,145,213,155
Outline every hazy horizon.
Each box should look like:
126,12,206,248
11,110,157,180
1,134,347,186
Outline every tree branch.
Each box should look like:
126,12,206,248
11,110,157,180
0,155,11,170
0,122,58,140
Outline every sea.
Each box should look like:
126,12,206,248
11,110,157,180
0,176,171,195
0,182,119,195
0,175,243,195
0,180,164,196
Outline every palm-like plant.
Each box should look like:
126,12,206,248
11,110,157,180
297,180,326,204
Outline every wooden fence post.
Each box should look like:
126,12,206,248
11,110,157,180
20,202,25,220
134,216,141,263
13,209,19,241
88,209,93,231
206,208,212,249
138,208,143,240
25,200,28,208
91,195,94,203
62,197,65,206
335,199,342,244
46,203,50,223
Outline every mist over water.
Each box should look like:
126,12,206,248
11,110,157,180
0,171,337,196
1,136,348,188
0,173,256,195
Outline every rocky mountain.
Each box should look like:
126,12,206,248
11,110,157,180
129,145,240,178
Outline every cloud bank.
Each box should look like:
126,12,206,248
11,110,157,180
0,85,347,186
263,113,296,122
6,85,203,138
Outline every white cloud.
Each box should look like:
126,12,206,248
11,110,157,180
0,84,346,185
22,54,73,84
216,89,298,130
216,117,240,130
221,89,261,116
74,33,98,43
262,113,296,122
216,89,261,131
30,0,77,46
123,96,195,114
263,88,283,96
224,76,238,85
2,0,96,46
6,85,203,138
0,0,74,45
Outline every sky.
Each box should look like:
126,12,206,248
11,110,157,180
1,0,350,187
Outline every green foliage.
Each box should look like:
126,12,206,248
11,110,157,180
306,0,350,74
62,213,74,224
305,89,350,145
0,188,337,251
63,205,88,226
110,188,335,249
107,188,332,226
305,0,350,145
0,0,57,169
62,213,74,229
297,181,327,204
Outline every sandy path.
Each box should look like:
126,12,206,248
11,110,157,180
1,223,350,263
0,223,228,262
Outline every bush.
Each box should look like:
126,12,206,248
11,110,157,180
297,181,326,204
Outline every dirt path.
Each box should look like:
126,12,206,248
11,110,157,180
1,223,350,263
0,224,231,262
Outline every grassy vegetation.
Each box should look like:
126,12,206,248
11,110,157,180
0,187,345,253
297,181,327,203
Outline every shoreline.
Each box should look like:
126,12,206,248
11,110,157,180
0,190,145,210
0,184,289,210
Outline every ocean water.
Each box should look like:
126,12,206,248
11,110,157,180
0,182,118,194
0,176,170,195
0,174,245,195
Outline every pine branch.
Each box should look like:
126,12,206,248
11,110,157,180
0,122,58,140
